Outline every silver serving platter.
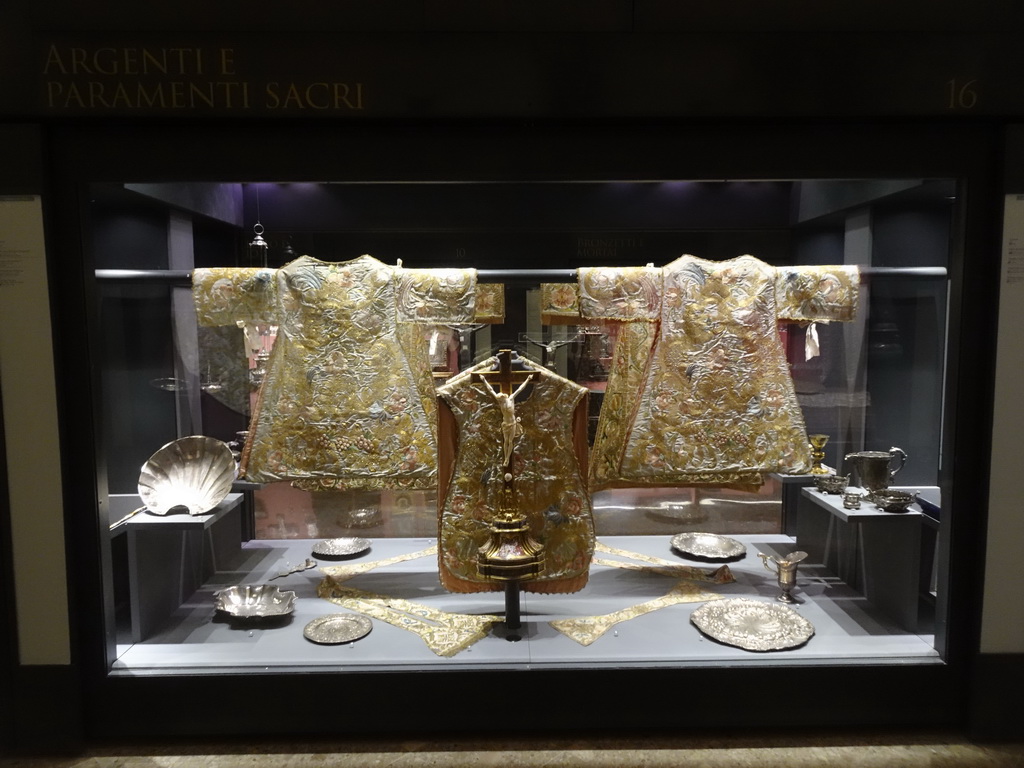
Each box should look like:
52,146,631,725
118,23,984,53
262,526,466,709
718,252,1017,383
690,597,815,651
303,614,373,645
138,436,236,516
312,537,372,558
671,532,746,560
214,584,296,618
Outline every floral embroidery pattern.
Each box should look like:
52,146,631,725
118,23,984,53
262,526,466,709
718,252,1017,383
193,254,491,488
581,255,859,488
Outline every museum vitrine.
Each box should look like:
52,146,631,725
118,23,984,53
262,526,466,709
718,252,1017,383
87,175,953,667
51,122,991,734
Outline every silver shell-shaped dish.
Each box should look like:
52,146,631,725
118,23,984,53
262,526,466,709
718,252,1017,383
312,537,372,558
303,614,373,645
690,597,815,651
214,584,297,618
138,436,236,516
671,532,746,560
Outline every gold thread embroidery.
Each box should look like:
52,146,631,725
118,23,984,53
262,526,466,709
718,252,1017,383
316,579,500,657
594,541,735,583
550,581,725,646
320,545,436,583
581,257,859,488
192,255,479,488
437,357,593,591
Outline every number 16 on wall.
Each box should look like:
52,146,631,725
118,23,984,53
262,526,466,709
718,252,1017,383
946,78,978,110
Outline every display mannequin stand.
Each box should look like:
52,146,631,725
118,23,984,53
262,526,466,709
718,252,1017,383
472,350,545,640
477,479,544,640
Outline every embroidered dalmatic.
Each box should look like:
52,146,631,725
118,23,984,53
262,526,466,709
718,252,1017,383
570,255,860,489
193,254,488,489
436,356,594,594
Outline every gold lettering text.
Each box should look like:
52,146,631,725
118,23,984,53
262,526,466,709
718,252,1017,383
92,48,119,76
220,48,235,76
70,48,93,75
142,48,167,75
43,45,67,75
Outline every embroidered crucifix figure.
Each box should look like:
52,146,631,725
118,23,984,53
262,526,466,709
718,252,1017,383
471,349,534,470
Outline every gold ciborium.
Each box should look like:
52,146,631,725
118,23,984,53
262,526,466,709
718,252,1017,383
808,434,830,475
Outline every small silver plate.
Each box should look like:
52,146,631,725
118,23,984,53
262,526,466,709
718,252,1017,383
671,532,746,560
690,597,814,651
312,537,372,558
303,614,373,645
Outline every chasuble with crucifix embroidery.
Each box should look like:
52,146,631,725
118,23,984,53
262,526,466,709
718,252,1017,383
436,356,594,594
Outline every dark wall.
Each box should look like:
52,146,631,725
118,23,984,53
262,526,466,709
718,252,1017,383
239,180,795,270
866,206,951,485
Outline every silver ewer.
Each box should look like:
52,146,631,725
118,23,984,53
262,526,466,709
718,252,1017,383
844,447,907,496
759,551,808,603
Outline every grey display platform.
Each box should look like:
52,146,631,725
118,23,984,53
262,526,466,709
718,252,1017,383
110,493,245,642
111,533,938,673
796,486,938,632
768,472,821,536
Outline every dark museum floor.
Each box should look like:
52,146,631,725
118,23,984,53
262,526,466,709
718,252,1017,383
2,730,1024,767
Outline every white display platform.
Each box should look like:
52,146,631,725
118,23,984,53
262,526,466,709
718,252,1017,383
111,533,938,673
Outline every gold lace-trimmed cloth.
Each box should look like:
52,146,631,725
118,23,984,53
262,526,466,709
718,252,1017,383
317,545,501,657
316,541,733,654
592,540,735,582
550,581,727,646
193,255,502,490
567,255,859,489
550,542,735,645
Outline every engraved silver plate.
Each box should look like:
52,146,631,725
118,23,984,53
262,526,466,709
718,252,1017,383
312,537,372,558
214,584,296,618
690,597,814,651
303,614,373,645
671,532,746,560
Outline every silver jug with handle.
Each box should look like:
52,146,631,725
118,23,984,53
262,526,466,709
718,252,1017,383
759,551,808,603
843,446,907,495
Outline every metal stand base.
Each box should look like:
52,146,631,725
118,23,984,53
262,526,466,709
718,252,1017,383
504,581,522,641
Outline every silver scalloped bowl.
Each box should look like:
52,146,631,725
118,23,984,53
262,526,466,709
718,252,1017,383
214,585,297,619
873,489,916,512
814,474,849,494
138,436,236,516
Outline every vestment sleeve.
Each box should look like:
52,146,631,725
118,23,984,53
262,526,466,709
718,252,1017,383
473,283,505,323
192,267,279,326
578,266,662,321
395,268,478,324
540,283,582,325
774,265,860,322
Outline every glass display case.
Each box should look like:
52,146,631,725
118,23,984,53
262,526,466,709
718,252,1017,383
89,176,953,674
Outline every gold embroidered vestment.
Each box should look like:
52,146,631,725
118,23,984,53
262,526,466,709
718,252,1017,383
573,255,860,488
193,254,482,489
